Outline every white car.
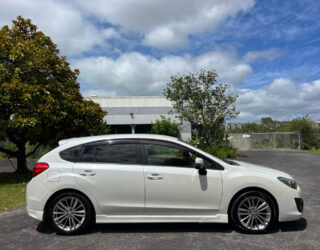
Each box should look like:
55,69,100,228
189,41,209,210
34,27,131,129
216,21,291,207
26,134,303,235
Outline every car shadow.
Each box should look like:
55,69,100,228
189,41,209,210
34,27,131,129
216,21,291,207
278,217,307,232
36,218,307,235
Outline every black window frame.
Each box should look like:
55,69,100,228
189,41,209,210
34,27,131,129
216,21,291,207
139,139,224,170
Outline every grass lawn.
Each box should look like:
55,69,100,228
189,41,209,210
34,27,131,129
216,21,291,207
301,149,320,154
0,172,32,211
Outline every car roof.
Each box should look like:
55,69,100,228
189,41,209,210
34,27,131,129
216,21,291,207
58,134,180,147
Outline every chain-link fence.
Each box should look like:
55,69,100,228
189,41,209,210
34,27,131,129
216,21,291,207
251,132,300,150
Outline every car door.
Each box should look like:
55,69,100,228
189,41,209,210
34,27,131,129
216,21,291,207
73,139,145,215
141,139,223,215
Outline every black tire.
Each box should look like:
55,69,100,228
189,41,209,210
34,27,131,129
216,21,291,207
230,190,277,234
47,192,94,235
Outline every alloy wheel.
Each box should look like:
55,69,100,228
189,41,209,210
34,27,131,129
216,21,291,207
52,196,86,232
237,196,271,231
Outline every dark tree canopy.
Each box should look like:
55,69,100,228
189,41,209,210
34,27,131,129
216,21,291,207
164,69,238,145
0,16,106,172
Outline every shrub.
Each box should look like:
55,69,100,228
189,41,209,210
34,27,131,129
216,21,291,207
189,139,237,158
152,116,180,138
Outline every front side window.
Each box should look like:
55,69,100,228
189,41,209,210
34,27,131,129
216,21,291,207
143,142,219,169
143,144,195,167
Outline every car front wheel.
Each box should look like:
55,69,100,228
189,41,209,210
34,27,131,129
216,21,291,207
230,191,277,233
47,192,93,235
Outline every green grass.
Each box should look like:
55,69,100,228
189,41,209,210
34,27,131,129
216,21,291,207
0,172,32,211
301,149,320,154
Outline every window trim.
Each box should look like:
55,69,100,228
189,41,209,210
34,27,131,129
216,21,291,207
139,139,223,170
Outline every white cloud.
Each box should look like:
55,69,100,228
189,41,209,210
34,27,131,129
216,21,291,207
74,0,255,49
0,0,121,55
73,49,257,96
235,78,320,122
0,0,255,52
243,48,283,63
142,28,188,50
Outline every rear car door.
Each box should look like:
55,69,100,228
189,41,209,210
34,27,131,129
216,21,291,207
72,139,145,215
141,140,223,215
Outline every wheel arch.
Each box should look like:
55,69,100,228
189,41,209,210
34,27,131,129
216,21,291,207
227,186,279,221
43,188,96,222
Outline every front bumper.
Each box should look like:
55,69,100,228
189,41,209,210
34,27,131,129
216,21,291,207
278,187,303,222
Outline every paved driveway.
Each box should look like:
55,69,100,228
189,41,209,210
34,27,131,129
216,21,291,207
0,150,319,250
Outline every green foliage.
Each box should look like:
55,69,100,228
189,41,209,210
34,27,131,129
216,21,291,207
288,116,320,149
229,115,320,150
189,138,236,158
164,69,238,146
152,116,180,138
0,16,107,172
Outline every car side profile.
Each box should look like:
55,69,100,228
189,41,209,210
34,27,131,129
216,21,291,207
26,134,303,235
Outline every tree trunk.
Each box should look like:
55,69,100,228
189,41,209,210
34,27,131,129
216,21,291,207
15,143,29,174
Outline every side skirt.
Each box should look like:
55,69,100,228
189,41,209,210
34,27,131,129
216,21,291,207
95,214,229,223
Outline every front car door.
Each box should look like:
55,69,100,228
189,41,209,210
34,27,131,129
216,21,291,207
73,139,145,215
141,139,223,215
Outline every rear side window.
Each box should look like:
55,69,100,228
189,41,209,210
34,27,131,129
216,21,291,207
96,144,138,164
76,143,139,164
78,145,96,162
59,145,82,162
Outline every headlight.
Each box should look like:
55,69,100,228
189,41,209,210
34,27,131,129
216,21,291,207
277,176,298,189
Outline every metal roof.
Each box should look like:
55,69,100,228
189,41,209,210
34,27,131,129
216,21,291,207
86,96,173,108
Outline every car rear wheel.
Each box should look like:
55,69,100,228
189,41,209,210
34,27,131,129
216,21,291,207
48,192,93,235
230,191,277,233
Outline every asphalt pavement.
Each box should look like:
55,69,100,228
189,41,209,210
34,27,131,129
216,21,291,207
0,150,319,250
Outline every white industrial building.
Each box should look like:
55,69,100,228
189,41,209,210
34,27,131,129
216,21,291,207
87,96,192,141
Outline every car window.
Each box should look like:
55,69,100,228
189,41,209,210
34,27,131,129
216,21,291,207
78,145,96,162
96,144,139,164
143,144,195,167
59,145,82,162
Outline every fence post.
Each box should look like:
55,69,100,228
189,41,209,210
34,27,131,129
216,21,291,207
273,133,276,149
298,132,301,150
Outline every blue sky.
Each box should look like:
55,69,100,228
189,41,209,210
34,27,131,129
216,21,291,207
1,0,320,122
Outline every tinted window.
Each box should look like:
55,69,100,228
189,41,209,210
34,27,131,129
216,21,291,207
143,142,218,169
59,145,82,162
96,144,138,164
143,144,194,167
78,145,96,162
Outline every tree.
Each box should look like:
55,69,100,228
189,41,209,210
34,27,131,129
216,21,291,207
164,69,238,146
0,16,106,173
288,116,320,149
261,117,278,131
152,116,180,138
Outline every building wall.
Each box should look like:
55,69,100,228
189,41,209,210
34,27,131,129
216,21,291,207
87,96,191,141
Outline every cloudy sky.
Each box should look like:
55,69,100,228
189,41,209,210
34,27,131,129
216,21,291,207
1,0,320,122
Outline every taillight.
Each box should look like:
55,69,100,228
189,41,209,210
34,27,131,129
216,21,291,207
32,162,49,178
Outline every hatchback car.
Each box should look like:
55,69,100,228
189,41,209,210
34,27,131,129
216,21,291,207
26,134,303,234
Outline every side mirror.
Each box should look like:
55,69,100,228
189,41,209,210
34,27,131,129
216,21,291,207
195,157,207,175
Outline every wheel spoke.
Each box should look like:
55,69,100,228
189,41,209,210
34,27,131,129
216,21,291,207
237,195,271,231
53,196,86,232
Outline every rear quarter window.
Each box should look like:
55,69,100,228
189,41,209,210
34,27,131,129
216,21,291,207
59,145,82,162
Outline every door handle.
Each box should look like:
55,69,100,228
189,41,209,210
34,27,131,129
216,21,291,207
147,174,163,180
80,170,96,176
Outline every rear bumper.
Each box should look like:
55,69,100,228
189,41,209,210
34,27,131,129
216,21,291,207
27,208,44,221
